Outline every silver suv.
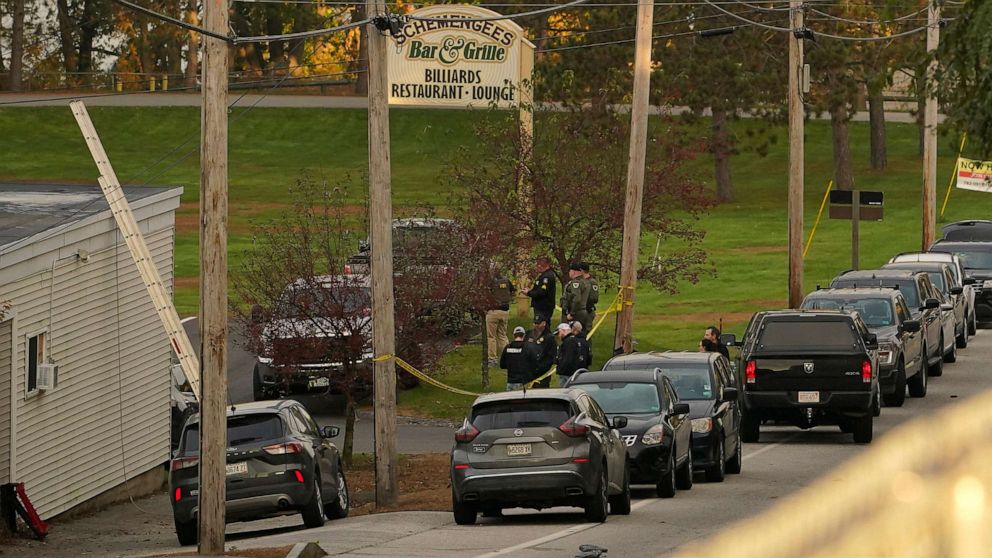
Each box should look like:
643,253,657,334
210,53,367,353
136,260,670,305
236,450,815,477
450,389,631,524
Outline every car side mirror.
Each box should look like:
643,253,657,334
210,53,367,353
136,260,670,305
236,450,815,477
923,298,941,310
963,276,977,286
612,416,628,429
719,333,737,347
321,426,340,438
721,387,739,402
950,286,964,295
901,319,922,333
863,333,878,351
672,403,690,416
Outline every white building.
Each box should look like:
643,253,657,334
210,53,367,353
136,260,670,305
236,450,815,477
0,183,182,519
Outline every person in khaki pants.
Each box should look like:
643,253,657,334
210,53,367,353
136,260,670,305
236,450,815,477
486,274,515,367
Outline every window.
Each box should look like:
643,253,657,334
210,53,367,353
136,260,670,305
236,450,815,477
662,364,716,400
576,383,661,414
757,320,860,350
26,332,46,395
291,406,320,438
182,413,284,452
471,400,572,431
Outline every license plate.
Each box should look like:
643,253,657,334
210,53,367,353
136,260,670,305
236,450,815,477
798,391,820,403
308,377,330,389
226,462,248,476
506,444,532,457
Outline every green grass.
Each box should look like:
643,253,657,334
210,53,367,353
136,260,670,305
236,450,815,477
3,106,988,420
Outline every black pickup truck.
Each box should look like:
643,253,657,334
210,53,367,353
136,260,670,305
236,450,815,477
726,310,880,444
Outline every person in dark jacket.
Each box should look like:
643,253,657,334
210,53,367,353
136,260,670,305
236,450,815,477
523,257,557,324
527,316,556,388
705,325,730,359
501,326,539,390
485,273,515,367
556,322,590,386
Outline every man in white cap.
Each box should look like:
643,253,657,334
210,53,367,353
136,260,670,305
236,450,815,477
500,326,539,390
556,322,587,386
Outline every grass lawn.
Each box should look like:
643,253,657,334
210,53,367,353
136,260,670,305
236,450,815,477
2,105,987,420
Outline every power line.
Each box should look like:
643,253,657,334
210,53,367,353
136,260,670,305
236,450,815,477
535,11,748,41
406,0,593,23
539,24,741,52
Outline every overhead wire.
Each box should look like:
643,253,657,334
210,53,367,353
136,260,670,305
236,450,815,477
539,24,741,52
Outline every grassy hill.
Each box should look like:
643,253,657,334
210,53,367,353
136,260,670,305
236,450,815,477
1,105,984,418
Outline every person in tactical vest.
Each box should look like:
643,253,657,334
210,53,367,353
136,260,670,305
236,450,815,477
526,315,556,388
562,262,590,332
500,326,539,390
523,257,557,324
485,273,515,367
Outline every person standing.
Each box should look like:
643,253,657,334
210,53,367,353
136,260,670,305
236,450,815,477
527,316,556,388
501,326,539,391
562,263,590,331
523,257,557,324
580,262,598,338
571,321,592,371
704,325,730,359
485,273,515,368
556,322,590,386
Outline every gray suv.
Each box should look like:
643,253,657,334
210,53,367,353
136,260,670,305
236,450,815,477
170,400,349,545
450,389,631,524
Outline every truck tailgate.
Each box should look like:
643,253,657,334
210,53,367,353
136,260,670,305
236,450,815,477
751,354,869,392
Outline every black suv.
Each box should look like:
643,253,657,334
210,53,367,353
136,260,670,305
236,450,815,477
882,261,967,350
829,269,950,376
450,389,631,524
599,352,743,482
931,239,992,326
171,400,349,545
567,369,695,496
941,220,992,242
728,310,879,444
801,288,927,406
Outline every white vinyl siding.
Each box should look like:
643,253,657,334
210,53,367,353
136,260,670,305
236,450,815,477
0,318,12,483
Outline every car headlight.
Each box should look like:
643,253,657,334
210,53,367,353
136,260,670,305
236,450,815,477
877,344,895,366
641,425,666,446
691,418,712,434
983,280,992,290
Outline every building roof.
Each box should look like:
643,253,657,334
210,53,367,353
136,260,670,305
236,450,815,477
0,183,174,252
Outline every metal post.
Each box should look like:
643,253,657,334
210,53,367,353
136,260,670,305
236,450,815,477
788,0,805,308
614,0,655,354
922,0,940,249
197,0,229,552
366,3,399,507
852,190,860,270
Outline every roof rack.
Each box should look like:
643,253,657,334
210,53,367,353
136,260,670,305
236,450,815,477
564,368,589,387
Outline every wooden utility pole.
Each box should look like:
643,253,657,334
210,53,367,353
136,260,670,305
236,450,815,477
851,190,860,270
366,3,399,507
922,0,940,250
197,0,229,553
787,0,805,309
614,0,654,354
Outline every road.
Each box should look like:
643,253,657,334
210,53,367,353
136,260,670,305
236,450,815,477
172,329,989,558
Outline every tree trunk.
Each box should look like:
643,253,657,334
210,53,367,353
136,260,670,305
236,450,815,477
185,0,199,87
342,396,356,467
265,6,285,77
712,108,734,202
76,0,100,74
9,0,25,91
56,0,77,75
868,87,887,169
481,319,490,390
917,80,925,159
831,103,855,191
354,4,369,95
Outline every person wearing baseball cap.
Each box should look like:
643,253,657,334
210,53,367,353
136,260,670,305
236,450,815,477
500,325,539,391
526,315,556,388
556,321,587,386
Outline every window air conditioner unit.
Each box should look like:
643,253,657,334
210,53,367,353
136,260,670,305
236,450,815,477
37,364,58,391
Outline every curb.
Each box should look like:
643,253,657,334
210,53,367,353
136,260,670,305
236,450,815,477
286,541,328,558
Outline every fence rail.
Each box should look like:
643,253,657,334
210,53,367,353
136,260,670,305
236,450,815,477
0,70,356,93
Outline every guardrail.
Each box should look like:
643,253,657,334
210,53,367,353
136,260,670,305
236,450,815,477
667,389,991,558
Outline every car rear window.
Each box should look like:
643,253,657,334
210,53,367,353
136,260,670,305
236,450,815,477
471,400,572,431
831,279,919,308
662,365,715,400
802,297,894,328
948,249,992,271
182,414,284,453
575,382,662,413
756,320,860,351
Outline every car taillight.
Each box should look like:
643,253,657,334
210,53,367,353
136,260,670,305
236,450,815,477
170,456,199,471
559,416,589,437
174,487,182,502
454,464,470,470
862,360,872,383
454,422,480,443
745,360,757,384
572,457,589,463
293,470,305,483
262,442,304,455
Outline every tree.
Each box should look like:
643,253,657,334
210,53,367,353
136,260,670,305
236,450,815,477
448,103,713,302
8,0,25,91
807,32,862,191
939,0,992,157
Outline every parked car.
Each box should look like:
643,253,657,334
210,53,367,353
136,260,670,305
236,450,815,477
345,218,454,275
882,261,966,351
931,239,992,327
829,269,952,375
801,288,927,406
566,368,697,494
891,251,977,336
450,389,631,524
941,220,992,242
598,352,742,482
727,310,879,444
170,400,349,545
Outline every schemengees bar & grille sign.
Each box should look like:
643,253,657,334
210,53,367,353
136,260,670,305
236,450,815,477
388,5,535,108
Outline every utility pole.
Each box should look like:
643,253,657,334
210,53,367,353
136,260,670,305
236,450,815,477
787,0,805,309
366,2,399,507
851,190,860,270
614,0,654,354
197,0,229,553
922,0,940,250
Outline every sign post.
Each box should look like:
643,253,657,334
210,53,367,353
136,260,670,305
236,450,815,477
829,190,883,272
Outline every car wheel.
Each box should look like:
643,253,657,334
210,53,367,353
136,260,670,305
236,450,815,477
969,312,977,336
882,361,907,407
452,489,477,525
301,473,326,528
656,451,676,498
956,327,968,348
174,517,197,546
252,363,265,401
928,343,944,377
725,431,743,475
908,358,928,398
943,334,957,363
583,466,609,522
741,414,760,443
609,465,631,515
872,388,881,417
325,465,349,520
705,435,726,483
852,414,873,444
675,447,693,490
